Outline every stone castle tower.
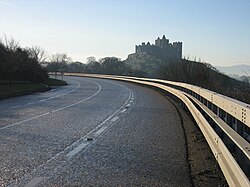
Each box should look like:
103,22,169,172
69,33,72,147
135,35,182,59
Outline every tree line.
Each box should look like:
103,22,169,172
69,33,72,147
45,56,133,76
0,36,135,85
0,36,48,84
157,58,250,104
1,35,249,103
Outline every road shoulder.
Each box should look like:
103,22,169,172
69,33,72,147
165,94,228,187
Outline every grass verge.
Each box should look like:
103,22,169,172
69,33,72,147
44,78,68,86
0,78,67,100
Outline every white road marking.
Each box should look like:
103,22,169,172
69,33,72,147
63,88,133,159
6,80,81,110
24,177,45,187
63,89,132,159
0,112,50,130
120,108,127,113
0,81,101,130
66,142,89,158
46,80,80,100
94,126,108,137
59,89,133,158
19,84,133,186
111,116,119,122
9,105,19,109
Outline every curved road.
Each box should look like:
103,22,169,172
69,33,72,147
0,76,191,186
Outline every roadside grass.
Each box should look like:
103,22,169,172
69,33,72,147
45,78,68,86
0,83,49,100
0,78,67,100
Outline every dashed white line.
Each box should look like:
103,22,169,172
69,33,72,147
126,104,131,107
64,90,133,159
111,116,119,122
120,108,127,113
66,142,89,158
65,90,132,156
64,88,133,159
19,85,134,187
94,126,108,137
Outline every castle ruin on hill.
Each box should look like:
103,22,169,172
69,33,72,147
135,35,182,59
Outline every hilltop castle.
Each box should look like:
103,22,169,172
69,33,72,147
135,35,182,59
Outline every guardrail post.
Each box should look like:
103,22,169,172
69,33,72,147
236,120,244,136
226,114,233,128
212,104,218,114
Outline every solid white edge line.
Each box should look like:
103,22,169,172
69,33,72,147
0,81,101,130
6,80,80,111
0,112,50,130
15,80,133,186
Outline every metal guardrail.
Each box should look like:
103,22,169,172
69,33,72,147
114,76,250,129
65,73,250,187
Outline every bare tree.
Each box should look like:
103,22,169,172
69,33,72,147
50,53,71,64
86,56,96,64
3,34,19,51
26,46,47,64
1,35,20,84
47,53,72,78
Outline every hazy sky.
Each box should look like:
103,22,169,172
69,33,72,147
0,0,249,66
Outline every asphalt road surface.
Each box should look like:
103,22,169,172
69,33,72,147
0,76,192,186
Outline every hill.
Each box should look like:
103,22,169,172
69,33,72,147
46,53,250,104
124,54,250,104
215,64,250,76
125,53,164,77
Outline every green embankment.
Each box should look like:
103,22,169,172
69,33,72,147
45,78,67,86
0,78,67,100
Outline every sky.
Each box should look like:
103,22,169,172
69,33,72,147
0,0,250,66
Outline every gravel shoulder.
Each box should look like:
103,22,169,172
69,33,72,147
164,93,228,187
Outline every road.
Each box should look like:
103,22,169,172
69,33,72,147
0,76,192,186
